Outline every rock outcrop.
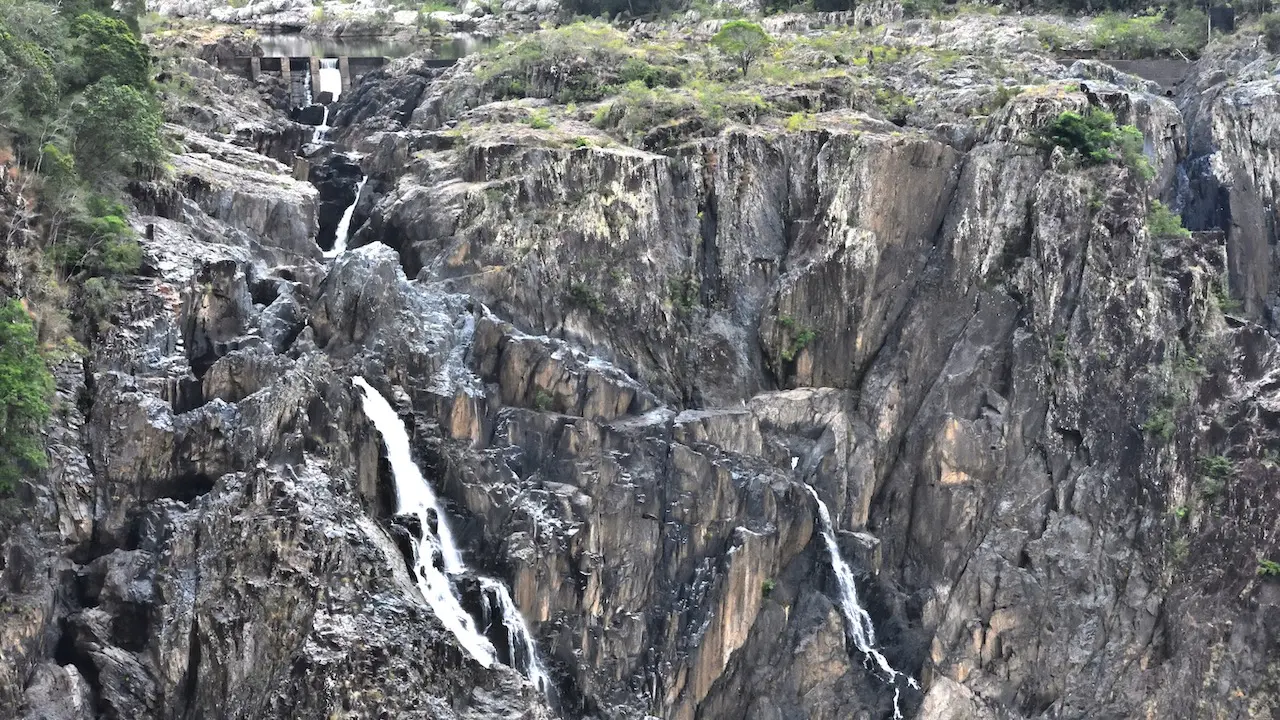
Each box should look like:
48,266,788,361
4,12,1280,720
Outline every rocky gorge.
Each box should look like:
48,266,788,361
2,6,1280,720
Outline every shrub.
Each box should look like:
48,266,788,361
1141,407,1175,441
1258,559,1280,578
566,282,605,313
761,578,777,597
1197,454,1233,481
1263,14,1280,52
532,389,553,411
784,111,815,131
527,109,553,129
984,83,1022,113
711,20,773,78
0,300,54,494
1148,200,1191,239
49,196,144,278
1089,12,1207,59
1041,109,1152,180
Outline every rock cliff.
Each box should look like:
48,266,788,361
3,12,1280,720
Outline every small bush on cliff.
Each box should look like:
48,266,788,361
0,300,54,494
1041,109,1152,180
1148,200,1191,239
1262,14,1280,52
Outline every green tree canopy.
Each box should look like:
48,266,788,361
72,79,166,179
0,300,53,493
711,20,773,78
69,12,151,90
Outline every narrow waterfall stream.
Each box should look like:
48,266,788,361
803,484,918,719
324,175,367,258
352,377,551,693
480,577,551,692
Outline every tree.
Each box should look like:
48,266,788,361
711,20,772,78
72,79,166,179
69,11,151,90
0,300,53,493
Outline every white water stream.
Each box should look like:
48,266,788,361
353,377,550,692
324,175,367,258
311,58,342,142
803,483,918,719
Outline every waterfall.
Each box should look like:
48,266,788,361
311,58,342,143
318,57,343,101
353,377,496,666
352,377,551,692
312,105,330,143
303,67,313,107
324,175,367,258
479,577,551,694
803,483,918,719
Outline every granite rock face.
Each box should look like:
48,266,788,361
4,16,1280,720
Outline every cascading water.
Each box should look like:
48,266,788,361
312,58,342,142
312,106,330,143
317,57,343,101
352,377,551,692
353,376,496,665
479,577,552,694
324,175,367,258
803,483,918,719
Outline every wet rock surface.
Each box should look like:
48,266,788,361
4,14,1280,720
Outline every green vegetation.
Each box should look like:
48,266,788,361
1265,14,1280,52
1040,109,1152,181
1141,406,1176,442
1,0,161,345
668,275,699,313
1258,559,1280,578
533,389,554,412
711,20,773,78
1088,11,1208,59
1029,10,1209,59
567,282,606,314
0,301,54,494
1212,282,1242,314
776,316,817,363
470,23,967,147
761,578,777,597
1147,200,1191,240
527,108,553,129
69,11,152,88
784,112,816,131
1196,454,1233,499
